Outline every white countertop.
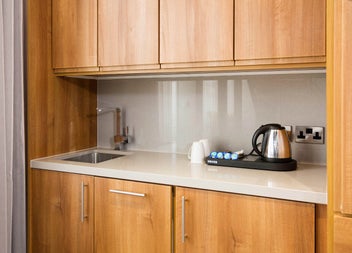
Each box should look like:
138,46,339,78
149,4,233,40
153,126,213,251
30,148,327,204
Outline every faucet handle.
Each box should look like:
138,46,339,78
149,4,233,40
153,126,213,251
114,135,128,144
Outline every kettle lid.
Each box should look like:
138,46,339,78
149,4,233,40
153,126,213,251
261,123,284,130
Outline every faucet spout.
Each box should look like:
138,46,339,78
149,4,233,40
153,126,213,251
96,107,129,150
113,108,129,150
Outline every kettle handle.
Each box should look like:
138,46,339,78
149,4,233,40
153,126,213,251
252,125,271,157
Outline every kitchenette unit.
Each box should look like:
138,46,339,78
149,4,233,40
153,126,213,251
26,0,351,252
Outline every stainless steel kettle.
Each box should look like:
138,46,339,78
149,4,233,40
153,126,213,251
252,123,292,162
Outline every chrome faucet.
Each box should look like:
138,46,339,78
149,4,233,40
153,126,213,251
96,107,129,150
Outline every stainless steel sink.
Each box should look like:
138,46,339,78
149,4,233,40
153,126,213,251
64,151,124,164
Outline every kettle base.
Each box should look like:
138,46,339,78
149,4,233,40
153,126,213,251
206,155,297,171
263,157,293,163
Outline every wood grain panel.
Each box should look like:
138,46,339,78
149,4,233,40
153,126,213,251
27,1,97,252
54,67,100,74
330,0,352,250
27,0,97,161
160,0,234,67
338,0,352,215
27,76,97,158
334,215,352,252
315,204,327,253
175,187,315,253
326,0,334,251
332,0,352,215
52,0,98,69
95,178,172,253
99,0,159,69
330,0,342,215
236,56,326,66
235,0,326,65
30,169,94,253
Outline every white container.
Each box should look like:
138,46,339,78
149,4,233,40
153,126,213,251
188,141,205,164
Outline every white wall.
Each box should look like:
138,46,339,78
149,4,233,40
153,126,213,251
97,73,326,164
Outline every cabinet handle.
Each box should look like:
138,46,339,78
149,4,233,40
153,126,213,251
181,196,187,243
109,189,146,197
81,182,89,222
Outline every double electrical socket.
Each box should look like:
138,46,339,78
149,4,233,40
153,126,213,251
294,126,325,144
284,125,324,144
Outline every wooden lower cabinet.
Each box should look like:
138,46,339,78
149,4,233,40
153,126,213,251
29,170,172,253
334,215,352,252
29,170,320,253
175,187,315,253
94,177,172,253
29,169,94,253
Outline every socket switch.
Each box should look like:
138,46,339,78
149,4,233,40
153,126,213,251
295,126,324,144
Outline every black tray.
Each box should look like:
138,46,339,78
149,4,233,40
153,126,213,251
206,155,297,171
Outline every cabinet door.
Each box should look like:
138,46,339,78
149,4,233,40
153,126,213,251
334,215,352,252
52,0,98,72
99,0,159,71
235,0,326,65
29,169,94,253
160,0,234,68
95,178,172,253
175,187,315,253
332,0,352,251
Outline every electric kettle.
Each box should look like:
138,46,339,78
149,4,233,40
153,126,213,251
252,123,292,162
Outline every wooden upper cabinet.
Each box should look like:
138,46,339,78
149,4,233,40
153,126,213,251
98,0,160,71
160,0,234,68
235,0,326,65
52,0,98,72
51,0,327,74
94,177,172,253
52,0,159,73
175,187,315,253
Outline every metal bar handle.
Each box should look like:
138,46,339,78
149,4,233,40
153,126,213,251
109,189,146,197
81,182,89,222
181,196,187,243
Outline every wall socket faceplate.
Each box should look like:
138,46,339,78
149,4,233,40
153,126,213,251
295,126,324,144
